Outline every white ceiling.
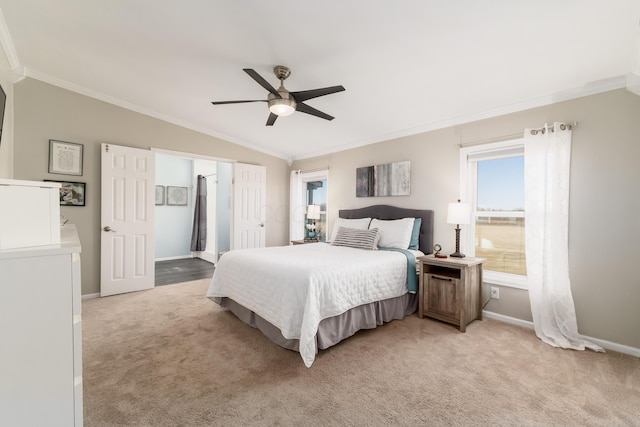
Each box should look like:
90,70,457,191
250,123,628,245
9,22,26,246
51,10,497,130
1,1,639,161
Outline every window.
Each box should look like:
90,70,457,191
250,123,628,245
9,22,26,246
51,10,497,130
305,179,327,241
290,169,329,242
460,139,527,289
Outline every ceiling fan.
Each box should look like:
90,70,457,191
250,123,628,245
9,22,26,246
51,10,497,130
211,66,345,126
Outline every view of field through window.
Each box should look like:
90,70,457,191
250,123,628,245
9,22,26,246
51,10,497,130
475,217,526,275
475,156,526,276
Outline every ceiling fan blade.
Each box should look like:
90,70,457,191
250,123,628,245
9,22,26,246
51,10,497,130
291,85,345,102
211,100,267,105
266,112,278,126
296,102,335,121
243,68,281,98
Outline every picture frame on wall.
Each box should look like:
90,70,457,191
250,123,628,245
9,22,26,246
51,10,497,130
45,180,86,206
155,185,165,205
48,140,84,176
166,186,188,206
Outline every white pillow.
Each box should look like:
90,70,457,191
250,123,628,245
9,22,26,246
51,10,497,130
370,218,415,249
330,217,372,241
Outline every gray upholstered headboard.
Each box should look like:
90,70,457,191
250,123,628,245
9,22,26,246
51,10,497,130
338,205,434,254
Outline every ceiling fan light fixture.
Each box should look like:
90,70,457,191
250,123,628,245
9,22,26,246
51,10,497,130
268,98,296,116
212,66,343,125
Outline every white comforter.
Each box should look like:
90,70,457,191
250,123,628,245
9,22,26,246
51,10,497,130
206,243,410,367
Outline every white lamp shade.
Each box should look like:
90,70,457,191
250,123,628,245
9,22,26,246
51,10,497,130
447,202,471,225
306,204,321,220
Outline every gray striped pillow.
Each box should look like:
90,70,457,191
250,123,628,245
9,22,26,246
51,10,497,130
331,227,380,250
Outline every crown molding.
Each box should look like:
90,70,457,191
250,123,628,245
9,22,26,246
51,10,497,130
22,68,289,160
14,68,632,163
0,8,20,71
291,76,628,161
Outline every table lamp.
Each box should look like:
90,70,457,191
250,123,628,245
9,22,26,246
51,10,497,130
306,204,321,240
447,199,470,258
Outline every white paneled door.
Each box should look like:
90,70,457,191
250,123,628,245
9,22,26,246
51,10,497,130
233,163,266,249
100,143,155,296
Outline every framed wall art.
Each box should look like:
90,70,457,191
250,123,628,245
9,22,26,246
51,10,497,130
155,185,165,205
45,180,86,206
356,160,411,197
48,140,84,176
166,186,188,206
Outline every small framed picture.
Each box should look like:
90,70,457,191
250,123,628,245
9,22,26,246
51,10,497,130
45,180,86,206
155,185,165,205
49,140,83,176
166,186,188,206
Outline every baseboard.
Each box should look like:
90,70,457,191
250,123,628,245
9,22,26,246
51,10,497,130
82,292,100,300
155,255,192,262
483,310,640,358
195,251,218,264
483,310,535,330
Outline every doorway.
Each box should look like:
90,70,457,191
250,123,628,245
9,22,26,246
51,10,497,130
154,151,233,278
155,258,216,286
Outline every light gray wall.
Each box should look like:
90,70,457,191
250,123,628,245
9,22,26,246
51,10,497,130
292,89,640,350
12,78,290,295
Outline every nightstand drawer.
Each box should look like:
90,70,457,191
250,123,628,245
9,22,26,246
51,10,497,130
424,274,460,321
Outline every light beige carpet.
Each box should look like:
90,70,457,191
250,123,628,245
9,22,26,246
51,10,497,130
82,279,640,426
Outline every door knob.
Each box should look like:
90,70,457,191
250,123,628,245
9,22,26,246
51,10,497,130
103,226,117,232
258,223,265,227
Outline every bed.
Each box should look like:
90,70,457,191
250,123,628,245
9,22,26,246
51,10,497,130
207,205,434,367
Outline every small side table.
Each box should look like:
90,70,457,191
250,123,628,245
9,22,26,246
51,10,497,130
417,255,484,332
291,239,319,245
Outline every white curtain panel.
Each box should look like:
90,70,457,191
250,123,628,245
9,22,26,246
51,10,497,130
524,122,603,352
289,170,305,241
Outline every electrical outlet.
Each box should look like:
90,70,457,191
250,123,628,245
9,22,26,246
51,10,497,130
490,287,500,299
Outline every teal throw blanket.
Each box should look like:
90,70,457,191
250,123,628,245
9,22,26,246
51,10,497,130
379,247,418,293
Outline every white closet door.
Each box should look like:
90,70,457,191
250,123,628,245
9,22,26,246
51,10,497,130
233,163,266,249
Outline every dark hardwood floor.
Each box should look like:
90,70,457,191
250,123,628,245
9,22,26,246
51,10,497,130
155,258,215,286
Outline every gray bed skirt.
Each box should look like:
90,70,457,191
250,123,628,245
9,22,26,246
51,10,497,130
212,293,417,354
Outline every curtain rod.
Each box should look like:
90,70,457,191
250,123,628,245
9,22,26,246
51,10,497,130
458,121,578,148
529,121,577,135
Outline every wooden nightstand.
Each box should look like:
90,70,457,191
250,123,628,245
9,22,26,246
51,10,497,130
291,239,319,245
417,255,484,332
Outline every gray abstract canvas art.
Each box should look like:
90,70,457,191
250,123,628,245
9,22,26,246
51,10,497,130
356,160,410,197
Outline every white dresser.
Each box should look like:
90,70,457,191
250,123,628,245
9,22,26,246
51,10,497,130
0,225,83,426
0,179,61,250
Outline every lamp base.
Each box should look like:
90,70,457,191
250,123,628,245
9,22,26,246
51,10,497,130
450,226,465,258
